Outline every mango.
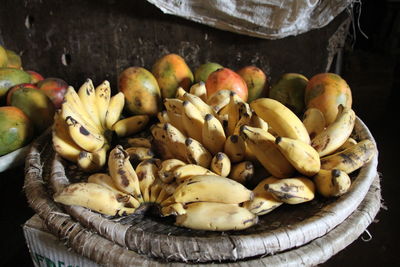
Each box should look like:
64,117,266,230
5,49,22,69
0,45,7,68
194,62,223,83
305,73,352,125
11,87,55,133
205,68,248,101
27,70,44,84
119,67,162,116
0,68,32,98
152,53,194,98
6,83,38,106
269,73,309,116
0,106,33,156
37,77,68,109
237,66,268,102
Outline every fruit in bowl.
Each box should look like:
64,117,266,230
37,77,68,109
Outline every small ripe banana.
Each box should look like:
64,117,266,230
94,80,111,130
334,137,357,153
162,123,188,162
184,92,217,118
112,115,149,137
189,81,207,102
127,137,152,148
87,173,140,208
175,86,187,100
320,139,376,174
52,112,81,162
233,102,252,135
184,137,212,168
210,152,231,177
275,136,321,177
240,125,295,178
150,124,175,160
202,114,226,155
149,178,164,203
158,159,186,183
164,98,184,114
173,175,253,204
265,177,315,204
249,114,269,132
77,143,108,172
302,107,326,140
54,182,136,216
313,169,351,198
108,145,143,202
207,89,231,113
136,158,161,202
65,115,105,152
227,92,244,136
172,164,216,183
175,202,258,231
78,79,102,129
157,182,179,204
311,106,356,157
250,98,310,144
182,100,205,142
243,177,283,215
157,110,170,124
125,146,155,163
161,202,187,217
229,161,254,185
105,92,125,130
224,135,246,163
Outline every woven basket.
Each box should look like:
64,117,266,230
24,117,380,266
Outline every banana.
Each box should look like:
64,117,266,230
182,100,205,142
157,182,179,204
311,106,356,157
210,152,231,177
162,123,188,162
158,159,186,183
135,158,161,202
52,112,81,162
229,161,254,185
250,98,310,144
224,135,246,163
157,110,170,124
184,137,212,168
227,92,244,136
161,202,187,217
127,137,152,148
172,164,217,183
243,177,283,215
240,125,295,178
172,175,253,204
87,173,140,208
233,102,252,135
189,81,207,102
175,202,258,231
265,177,315,204
249,114,269,132
112,115,149,137
275,136,321,177
78,79,102,130
207,89,231,112
149,178,164,203
302,107,326,139
76,144,108,172
150,124,175,160
64,115,105,152
175,86,187,100
313,169,351,198
184,92,217,118
105,92,125,130
202,114,226,155
320,139,376,174
108,145,143,202
54,182,136,216
94,80,111,130
334,137,357,153
125,146,155,163
164,98,184,114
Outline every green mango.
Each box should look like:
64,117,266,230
0,45,8,67
0,68,32,98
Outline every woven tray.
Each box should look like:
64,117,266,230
24,117,380,265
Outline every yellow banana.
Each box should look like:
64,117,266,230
233,102,252,135
162,122,188,162
135,158,161,202
149,178,163,203
125,146,155,163
157,110,170,124
158,159,186,183
207,89,231,113
172,175,253,204
182,100,205,142
229,161,254,185
275,136,321,177
189,81,207,102
164,98,184,114
224,135,246,163
249,114,269,132
172,164,217,183
112,115,149,137
161,202,187,217
78,78,102,130
127,137,152,148
175,202,258,231
64,115,105,152
210,152,231,177
266,177,315,204
240,125,295,178
320,139,376,174
157,182,179,204
184,92,217,119
243,177,283,215
313,169,351,198
94,80,111,130
184,137,212,168
105,92,125,130
87,173,140,208
302,107,326,139
227,92,244,136
175,86,187,100
108,145,143,202
76,143,108,172
54,182,136,216
250,98,310,144
311,106,356,157
334,137,357,153
201,114,226,155
150,123,175,160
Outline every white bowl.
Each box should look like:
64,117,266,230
0,143,31,172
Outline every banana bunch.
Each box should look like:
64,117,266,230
52,79,150,172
